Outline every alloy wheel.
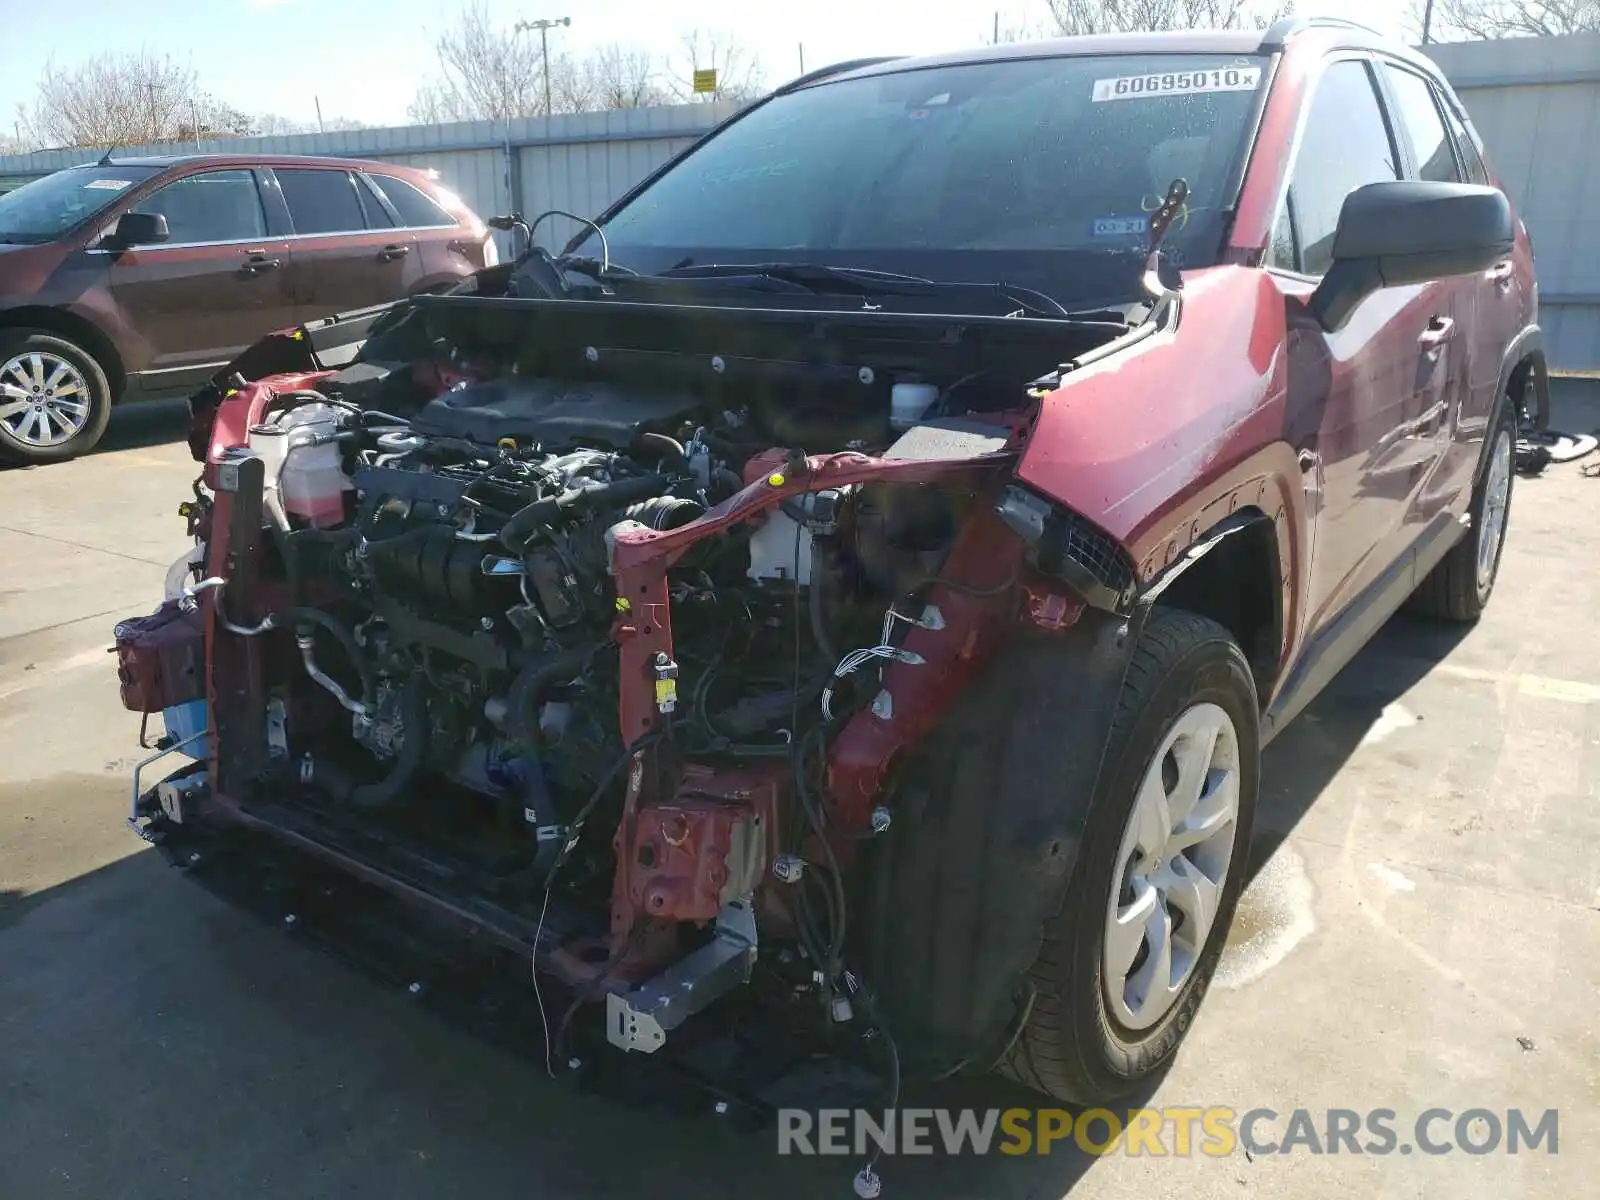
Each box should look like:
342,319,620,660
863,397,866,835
1476,428,1513,595
1103,702,1241,1031
0,351,92,448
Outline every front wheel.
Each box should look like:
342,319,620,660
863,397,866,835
862,609,1259,1105
0,330,113,464
1002,611,1259,1102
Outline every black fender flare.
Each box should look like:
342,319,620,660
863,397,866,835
1494,324,1549,443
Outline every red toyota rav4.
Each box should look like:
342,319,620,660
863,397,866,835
118,18,1542,1143
0,154,493,464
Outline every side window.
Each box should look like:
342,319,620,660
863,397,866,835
1283,60,1400,276
1439,97,1490,185
1383,66,1461,183
131,170,266,244
354,176,396,229
368,175,457,228
275,169,368,235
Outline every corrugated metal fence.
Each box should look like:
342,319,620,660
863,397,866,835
1423,34,1600,372
0,36,1595,367
0,102,740,258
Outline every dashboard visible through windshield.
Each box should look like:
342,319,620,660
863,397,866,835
574,52,1269,306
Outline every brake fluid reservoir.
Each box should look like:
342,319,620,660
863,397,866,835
275,403,350,528
890,381,939,431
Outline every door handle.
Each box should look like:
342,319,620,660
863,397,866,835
378,244,411,261
1418,315,1454,351
241,251,281,274
1487,260,1514,290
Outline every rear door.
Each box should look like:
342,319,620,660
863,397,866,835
106,168,295,383
265,167,422,319
362,171,485,284
1375,61,1482,515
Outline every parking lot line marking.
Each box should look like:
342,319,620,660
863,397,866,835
0,646,112,704
1433,663,1600,704
0,523,171,568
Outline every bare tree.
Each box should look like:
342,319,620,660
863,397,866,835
1412,0,1599,39
407,2,547,122
588,44,670,110
408,7,677,121
672,30,766,104
24,51,201,148
1045,0,1294,34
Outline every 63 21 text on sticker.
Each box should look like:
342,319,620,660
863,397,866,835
1092,66,1261,102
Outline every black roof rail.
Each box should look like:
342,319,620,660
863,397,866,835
1261,15,1385,49
774,56,904,94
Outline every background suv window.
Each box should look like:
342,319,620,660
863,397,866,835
276,169,367,235
132,170,266,244
1384,66,1461,183
354,177,396,229
369,175,456,228
1282,60,1400,276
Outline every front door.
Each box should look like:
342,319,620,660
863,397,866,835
267,167,421,319
1271,58,1443,630
106,168,296,386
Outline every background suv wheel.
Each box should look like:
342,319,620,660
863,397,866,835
0,330,113,465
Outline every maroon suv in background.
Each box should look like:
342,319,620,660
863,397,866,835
0,154,494,463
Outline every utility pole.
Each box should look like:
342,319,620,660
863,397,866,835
515,16,572,117
798,43,805,74
1421,0,1436,43
315,96,325,134
994,11,1000,43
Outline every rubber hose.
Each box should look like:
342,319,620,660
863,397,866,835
636,432,686,468
500,472,670,554
284,606,375,708
348,674,430,810
809,550,839,664
506,645,594,744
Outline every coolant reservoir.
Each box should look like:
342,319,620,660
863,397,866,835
890,381,939,431
275,403,350,528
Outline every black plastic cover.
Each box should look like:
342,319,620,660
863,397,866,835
410,379,704,450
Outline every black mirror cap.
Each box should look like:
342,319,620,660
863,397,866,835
1312,181,1513,330
109,210,170,249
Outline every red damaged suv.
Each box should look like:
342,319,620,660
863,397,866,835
118,17,1542,1139
0,153,493,464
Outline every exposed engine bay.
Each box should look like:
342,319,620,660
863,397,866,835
121,285,1135,1110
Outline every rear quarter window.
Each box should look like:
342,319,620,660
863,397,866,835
369,175,457,228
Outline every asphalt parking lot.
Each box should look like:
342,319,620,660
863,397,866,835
3,385,1598,1200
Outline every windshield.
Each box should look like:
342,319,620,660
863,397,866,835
578,53,1268,305
0,165,162,244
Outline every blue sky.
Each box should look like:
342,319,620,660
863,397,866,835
1,0,1408,134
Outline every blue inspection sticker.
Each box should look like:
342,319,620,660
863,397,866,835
1090,215,1148,238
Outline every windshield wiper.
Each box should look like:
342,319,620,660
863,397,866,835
657,261,936,290
653,261,1084,319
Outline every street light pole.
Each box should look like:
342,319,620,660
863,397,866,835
515,16,572,117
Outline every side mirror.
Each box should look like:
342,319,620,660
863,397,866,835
1310,181,1512,330
106,210,169,250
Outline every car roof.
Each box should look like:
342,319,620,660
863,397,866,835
77,153,428,177
795,19,1437,89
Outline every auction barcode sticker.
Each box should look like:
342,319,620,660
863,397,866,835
1092,66,1262,102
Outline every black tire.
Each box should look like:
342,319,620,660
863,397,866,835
1408,398,1516,622
0,329,113,464
862,609,1259,1104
